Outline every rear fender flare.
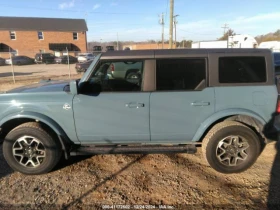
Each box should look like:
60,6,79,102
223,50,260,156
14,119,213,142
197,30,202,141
192,108,266,142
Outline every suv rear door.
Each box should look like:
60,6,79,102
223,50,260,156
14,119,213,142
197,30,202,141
150,53,215,142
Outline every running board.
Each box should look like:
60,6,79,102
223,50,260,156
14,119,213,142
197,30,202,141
70,144,197,156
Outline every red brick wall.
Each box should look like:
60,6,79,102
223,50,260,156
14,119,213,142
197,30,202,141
0,30,87,58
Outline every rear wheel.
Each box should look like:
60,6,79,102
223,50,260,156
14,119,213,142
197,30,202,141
202,121,261,174
3,122,62,175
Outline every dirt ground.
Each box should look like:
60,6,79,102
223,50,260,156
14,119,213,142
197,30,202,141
0,64,280,209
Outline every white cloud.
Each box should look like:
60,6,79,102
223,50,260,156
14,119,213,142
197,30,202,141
229,13,280,25
93,4,101,10
59,0,75,9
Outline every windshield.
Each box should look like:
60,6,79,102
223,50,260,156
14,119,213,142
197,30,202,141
79,53,102,85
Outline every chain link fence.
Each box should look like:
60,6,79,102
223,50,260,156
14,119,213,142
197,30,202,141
0,50,89,84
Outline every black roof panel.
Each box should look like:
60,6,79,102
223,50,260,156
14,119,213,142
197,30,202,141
0,16,88,31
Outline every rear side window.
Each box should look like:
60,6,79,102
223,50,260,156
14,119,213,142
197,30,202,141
219,57,266,83
156,59,206,91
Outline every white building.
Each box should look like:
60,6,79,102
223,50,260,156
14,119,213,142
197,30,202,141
192,34,258,49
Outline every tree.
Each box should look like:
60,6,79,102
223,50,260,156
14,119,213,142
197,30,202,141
180,40,193,48
147,39,156,43
218,28,236,40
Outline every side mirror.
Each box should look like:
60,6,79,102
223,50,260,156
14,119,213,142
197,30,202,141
78,81,102,95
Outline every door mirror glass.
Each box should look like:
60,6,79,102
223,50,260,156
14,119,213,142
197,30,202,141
79,80,102,95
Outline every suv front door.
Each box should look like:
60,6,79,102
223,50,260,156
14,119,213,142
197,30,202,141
150,58,215,142
73,59,150,144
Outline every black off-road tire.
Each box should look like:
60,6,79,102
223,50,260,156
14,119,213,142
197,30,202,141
3,122,62,175
202,121,261,174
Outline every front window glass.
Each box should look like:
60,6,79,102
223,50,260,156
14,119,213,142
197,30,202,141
90,60,143,92
80,59,143,94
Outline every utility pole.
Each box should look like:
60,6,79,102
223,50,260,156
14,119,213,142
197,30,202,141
173,14,179,48
222,23,229,35
117,32,119,50
182,37,185,48
159,13,165,49
169,0,174,49
222,23,229,48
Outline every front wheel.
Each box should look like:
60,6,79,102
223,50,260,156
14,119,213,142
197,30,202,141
202,121,261,174
3,122,62,175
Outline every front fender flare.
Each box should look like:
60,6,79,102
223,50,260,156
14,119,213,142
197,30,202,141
0,111,67,138
192,108,267,142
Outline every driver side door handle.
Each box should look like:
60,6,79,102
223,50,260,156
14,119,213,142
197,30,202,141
125,102,145,108
191,102,210,106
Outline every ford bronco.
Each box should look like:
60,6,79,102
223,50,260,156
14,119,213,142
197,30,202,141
0,49,278,175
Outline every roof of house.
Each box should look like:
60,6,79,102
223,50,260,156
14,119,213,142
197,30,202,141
0,16,88,31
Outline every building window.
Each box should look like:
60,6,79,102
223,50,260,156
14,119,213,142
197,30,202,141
38,31,44,40
73,32,78,40
10,31,16,40
219,57,266,83
156,59,206,91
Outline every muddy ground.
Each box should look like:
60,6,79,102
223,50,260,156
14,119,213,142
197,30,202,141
0,65,280,209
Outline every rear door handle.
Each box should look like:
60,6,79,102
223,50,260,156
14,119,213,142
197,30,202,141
191,102,210,106
125,102,145,108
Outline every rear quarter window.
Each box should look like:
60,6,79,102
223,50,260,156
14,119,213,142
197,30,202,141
219,57,266,83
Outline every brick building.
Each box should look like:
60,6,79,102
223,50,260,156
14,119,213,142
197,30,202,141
0,17,88,58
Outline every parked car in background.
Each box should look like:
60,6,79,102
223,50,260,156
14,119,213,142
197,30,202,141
93,46,102,52
106,46,115,51
54,55,78,64
273,52,280,64
77,53,94,63
0,57,5,66
273,52,280,75
75,60,92,73
108,61,142,81
35,53,55,64
5,56,34,65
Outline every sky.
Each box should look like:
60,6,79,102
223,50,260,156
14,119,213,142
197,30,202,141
1,0,280,42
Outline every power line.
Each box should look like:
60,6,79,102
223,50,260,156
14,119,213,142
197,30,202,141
165,0,169,17
159,13,165,48
0,4,152,15
177,28,218,36
222,23,229,35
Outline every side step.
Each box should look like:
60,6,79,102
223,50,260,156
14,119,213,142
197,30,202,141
70,144,197,156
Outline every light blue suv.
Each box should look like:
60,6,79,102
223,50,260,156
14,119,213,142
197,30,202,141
0,49,278,174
